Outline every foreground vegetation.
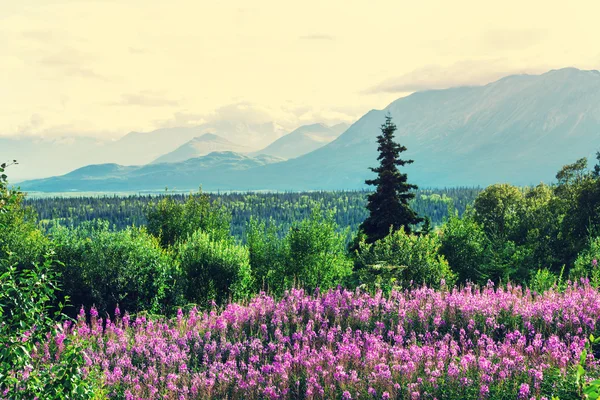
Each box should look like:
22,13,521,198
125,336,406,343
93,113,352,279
2,116,600,397
9,283,600,399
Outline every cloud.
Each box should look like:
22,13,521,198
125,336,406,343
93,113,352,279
154,101,356,148
365,60,547,94
20,29,58,43
157,102,287,129
128,47,148,54
113,91,180,107
16,114,44,136
36,47,110,81
155,111,207,128
482,29,546,51
299,34,334,41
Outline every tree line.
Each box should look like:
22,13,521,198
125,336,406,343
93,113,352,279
25,188,480,240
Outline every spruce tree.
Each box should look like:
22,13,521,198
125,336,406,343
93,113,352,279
359,114,422,243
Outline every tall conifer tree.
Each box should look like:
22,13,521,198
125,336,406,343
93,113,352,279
359,114,422,243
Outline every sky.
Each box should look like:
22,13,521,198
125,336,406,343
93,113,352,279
1,0,600,142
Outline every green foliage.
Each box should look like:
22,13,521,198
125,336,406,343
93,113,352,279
570,237,600,286
285,208,353,292
529,266,565,293
594,151,600,178
450,182,573,284
360,115,422,243
28,189,481,240
354,227,456,289
52,220,177,316
575,335,600,400
0,255,102,398
146,190,231,247
178,230,253,305
0,161,49,270
245,217,288,291
473,183,524,239
0,160,19,213
439,211,489,283
247,208,353,295
1,166,101,397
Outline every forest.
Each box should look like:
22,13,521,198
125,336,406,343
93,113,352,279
2,119,600,398
25,187,480,240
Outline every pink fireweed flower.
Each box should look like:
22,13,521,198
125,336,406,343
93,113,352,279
40,283,600,400
518,383,530,399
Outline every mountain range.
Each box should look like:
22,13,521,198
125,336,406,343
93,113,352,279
151,134,251,164
2,120,291,181
19,152,284,192
251,123,348,159
14,68,600,192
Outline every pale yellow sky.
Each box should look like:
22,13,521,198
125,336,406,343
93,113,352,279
1,0,599,140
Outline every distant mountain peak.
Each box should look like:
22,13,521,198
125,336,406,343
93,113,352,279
194,133,225,142
150,134,250,164
251,122,344,160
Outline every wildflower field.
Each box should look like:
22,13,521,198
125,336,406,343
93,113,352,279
17,281,600,400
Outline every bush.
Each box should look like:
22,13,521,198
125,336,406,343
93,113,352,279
0,162,49,271
178,230,253,305
354,227,455,289
285,209,353,292
0,255,103,398
245,217,288,292
52,220,177,316
529,267,565,293
246,209,353,295
146,191,231,247
439,211,489,283
570,237,600,286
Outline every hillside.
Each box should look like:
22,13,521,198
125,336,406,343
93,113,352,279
251,123,347,159
18,68,600,191
19,152,283,192
151,134,251,164
235,68,600,189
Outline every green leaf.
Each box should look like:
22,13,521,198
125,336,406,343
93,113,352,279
580,349,588,364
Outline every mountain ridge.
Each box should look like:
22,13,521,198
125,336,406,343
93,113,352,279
150,133,251,164
251,123,347,159
16,67,600,191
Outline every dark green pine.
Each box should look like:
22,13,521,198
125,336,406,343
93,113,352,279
359,114,422,243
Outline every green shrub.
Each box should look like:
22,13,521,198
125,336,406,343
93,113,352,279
246,209,353,295
245,217,288,292
52,220,178,315
0,162,49,271
285,209,353,292
146,191,231,247
178,230,253,305
529,267,565,293
0,254,102,398
570,236,600,286
439,211,489,283
354,227,455,289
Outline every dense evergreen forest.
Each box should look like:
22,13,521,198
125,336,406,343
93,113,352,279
25,188,481,239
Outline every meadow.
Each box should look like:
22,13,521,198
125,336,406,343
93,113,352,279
17,283,600,399
2,153,600,399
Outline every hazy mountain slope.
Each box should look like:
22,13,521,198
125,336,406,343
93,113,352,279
3,121,287,181
19,152,284,192
151,134,251,164
235,68,600,190
0,136,109,182
18,68,600,192
104,126,217,166
252,123,346,159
